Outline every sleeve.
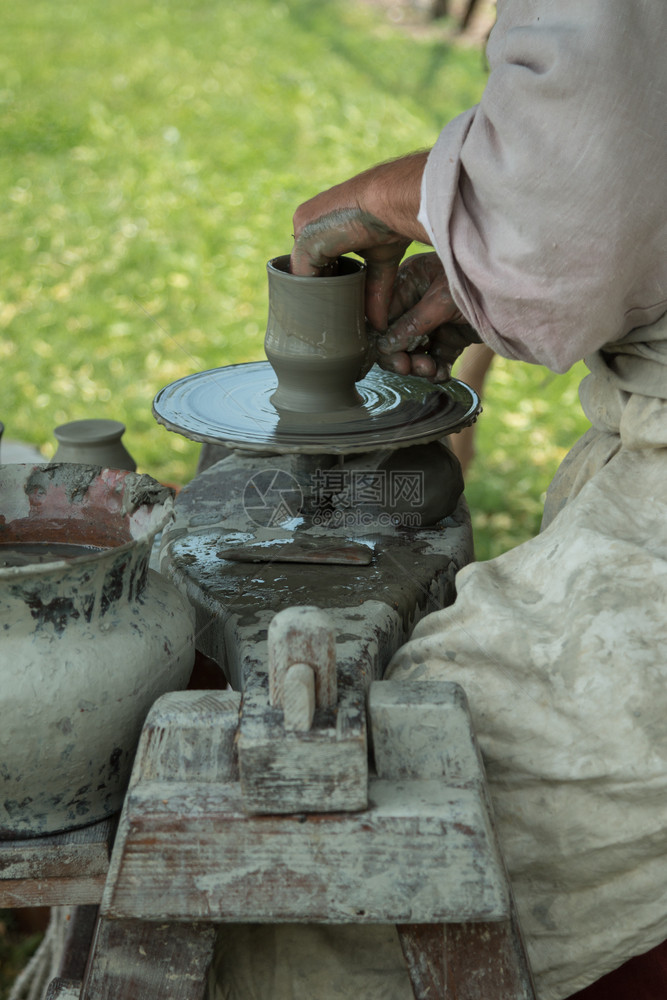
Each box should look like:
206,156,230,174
420,0,667,373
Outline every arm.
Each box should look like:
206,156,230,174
422,0,667,372
292,1,665,377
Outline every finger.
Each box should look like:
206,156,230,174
377,350,446,383
409,353,438,379
290,207,362,275
376,351,413,376
429,323,474,369
364,257,402,332
387,259,433,320
381,281,463,354
377,302,441,355
290,226,349,278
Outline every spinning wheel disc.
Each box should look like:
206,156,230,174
153,361,480,455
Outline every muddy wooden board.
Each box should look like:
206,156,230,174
0,816,115,907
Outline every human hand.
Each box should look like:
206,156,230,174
377,252,480,381
291,205,410,334
290,153,429,332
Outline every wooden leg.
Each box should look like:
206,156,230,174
397,923,446,999
80,916,216,1000
443,920,536,1000
399,918,536,1000
450,343,495,477
57,905,99,981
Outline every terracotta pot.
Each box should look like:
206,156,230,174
264,255,373,413
0,463,195,838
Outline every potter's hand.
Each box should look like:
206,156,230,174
291,153,430,332
292,208,410,334
377,252,481,381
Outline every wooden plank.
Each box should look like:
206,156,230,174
57,905,99,981
80,917,215,1000
102,778,509,923
369,680,485,783
0,875,106,908
0,817,115,880
398,919,537,1000
374,681,536,997
443,918,537,999
0,844,110,884
130,689,241,785
397,924,446,999
238,678,368,814
0,816,115,907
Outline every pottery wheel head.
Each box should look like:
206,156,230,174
152,362,480,455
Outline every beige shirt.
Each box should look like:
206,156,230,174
419,0,667,373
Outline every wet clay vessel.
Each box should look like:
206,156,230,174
0,463,195,838
264,255,373,414
53,418,137,471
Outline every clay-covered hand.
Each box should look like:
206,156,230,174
377,252,481,381
291,153,430,332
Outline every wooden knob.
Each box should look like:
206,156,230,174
282,662,316,731
268,606,337,731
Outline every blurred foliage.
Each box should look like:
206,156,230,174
0,910,43,1000
1,0,588,557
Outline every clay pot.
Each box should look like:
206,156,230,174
264,255,374,413
53,419,137,471
0,463,195,838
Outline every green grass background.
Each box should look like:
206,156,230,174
1,0,589,562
